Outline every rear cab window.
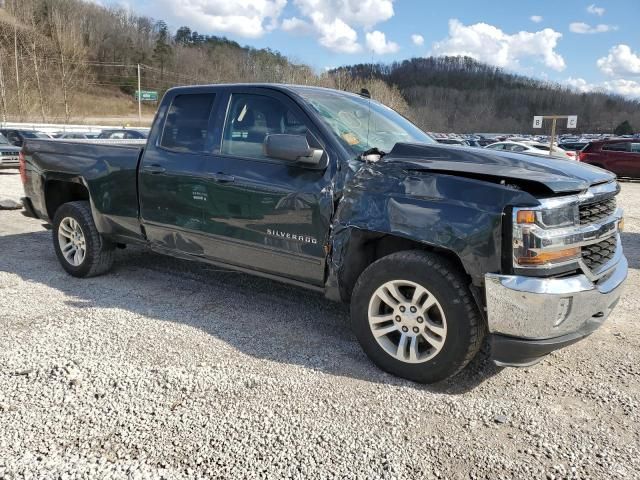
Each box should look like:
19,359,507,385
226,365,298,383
161,93,216,153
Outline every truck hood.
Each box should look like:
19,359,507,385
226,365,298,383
0,144,21,153
382,143,615,194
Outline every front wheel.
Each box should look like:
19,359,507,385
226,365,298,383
52,201,115,277
350,250,485,383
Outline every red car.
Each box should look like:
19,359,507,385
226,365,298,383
579,139,640,178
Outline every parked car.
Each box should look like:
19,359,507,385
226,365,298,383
435,138,467,146
0,129,51,147
485,141,574,159
19,83,627,383
97,129,148,139
0,133,21,169
578,139,640,178
559,141,589,153
55,132,96,140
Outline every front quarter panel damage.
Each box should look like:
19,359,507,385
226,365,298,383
326,162,539,301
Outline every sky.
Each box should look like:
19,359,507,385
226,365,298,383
106,0,640,98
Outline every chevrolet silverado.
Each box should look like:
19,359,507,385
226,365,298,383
19,84,627,383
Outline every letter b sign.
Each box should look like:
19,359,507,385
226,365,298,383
533,116,543,129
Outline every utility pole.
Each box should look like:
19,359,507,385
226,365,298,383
137,63,142,126
14,24,20,119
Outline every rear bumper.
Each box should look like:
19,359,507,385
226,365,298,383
485,254,627,366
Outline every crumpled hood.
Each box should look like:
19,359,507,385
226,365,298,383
382,142,615,194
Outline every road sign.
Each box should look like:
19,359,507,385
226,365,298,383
135,90,158,101
533,116,543,128
567,115,578,129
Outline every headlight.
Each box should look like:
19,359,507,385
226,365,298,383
513,205,582,268
516,205,579,228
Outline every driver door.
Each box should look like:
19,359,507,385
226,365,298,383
199,88,333,285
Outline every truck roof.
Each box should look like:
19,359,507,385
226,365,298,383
166,83,364,99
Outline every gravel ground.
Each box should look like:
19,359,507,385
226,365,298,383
1,170,639,479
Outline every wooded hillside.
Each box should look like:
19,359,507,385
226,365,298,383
334,57,640,133
0,0,637,132
0,0,408,124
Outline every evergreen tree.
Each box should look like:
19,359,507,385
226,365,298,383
614,120,634,136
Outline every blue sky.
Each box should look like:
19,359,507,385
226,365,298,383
112,0,640,97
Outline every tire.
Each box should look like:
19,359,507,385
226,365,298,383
350,250,485,383
52,201,115,278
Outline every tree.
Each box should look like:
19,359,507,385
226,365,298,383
174,26,191,46
614,120,634,136
152,20,172,78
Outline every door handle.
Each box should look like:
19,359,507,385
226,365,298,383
142,164,166,174
208,172,235,183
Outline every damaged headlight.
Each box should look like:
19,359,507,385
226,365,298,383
512,204,581,268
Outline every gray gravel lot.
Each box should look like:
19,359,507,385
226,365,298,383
1,170,639,479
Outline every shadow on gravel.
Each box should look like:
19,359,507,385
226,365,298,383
0,227,503,394
621,232,640,270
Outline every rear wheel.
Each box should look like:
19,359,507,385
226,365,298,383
53,201,114,277
350,250,485,383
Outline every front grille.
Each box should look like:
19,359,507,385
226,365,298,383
1,151,18,156
582,236,617,270
579,197,616,225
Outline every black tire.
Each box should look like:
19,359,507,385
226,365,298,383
52,201,115,278
350,250,485,383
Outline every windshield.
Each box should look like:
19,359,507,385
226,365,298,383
297,89,434,154
21,131,49,139
0,133,9,145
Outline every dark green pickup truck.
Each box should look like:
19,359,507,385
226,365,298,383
20,84,627,383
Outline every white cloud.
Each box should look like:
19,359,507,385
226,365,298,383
152,0,286,38
566,77,595,93
587,4,605,16
432,19,566,71
565,77,640,98
293,0,394,30
313,14,362,53
411,34,424,46
288,0,395,53
365,30,399,54
597,44,640,77
602,79,640,98
569,22,617,34
281,16,311,34
530,15,543,23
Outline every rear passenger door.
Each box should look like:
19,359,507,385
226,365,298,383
139,91,220,255
617,142,640,177
602,142,631,176
199,88,333,285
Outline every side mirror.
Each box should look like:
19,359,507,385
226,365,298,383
263,134,324,166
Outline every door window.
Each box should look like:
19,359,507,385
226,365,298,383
602,143,630,152
221,93,310,160
630,143,640,153
487,144,505,150
161,93,216,153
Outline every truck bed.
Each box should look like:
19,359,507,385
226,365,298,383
22,139,145,243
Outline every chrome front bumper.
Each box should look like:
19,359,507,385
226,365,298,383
485,254,627,342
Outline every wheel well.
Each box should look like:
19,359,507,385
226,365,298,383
45,180,89,220
337,230,468,301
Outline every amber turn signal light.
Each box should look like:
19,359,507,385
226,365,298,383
517,247,581,266
516,210,536,224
